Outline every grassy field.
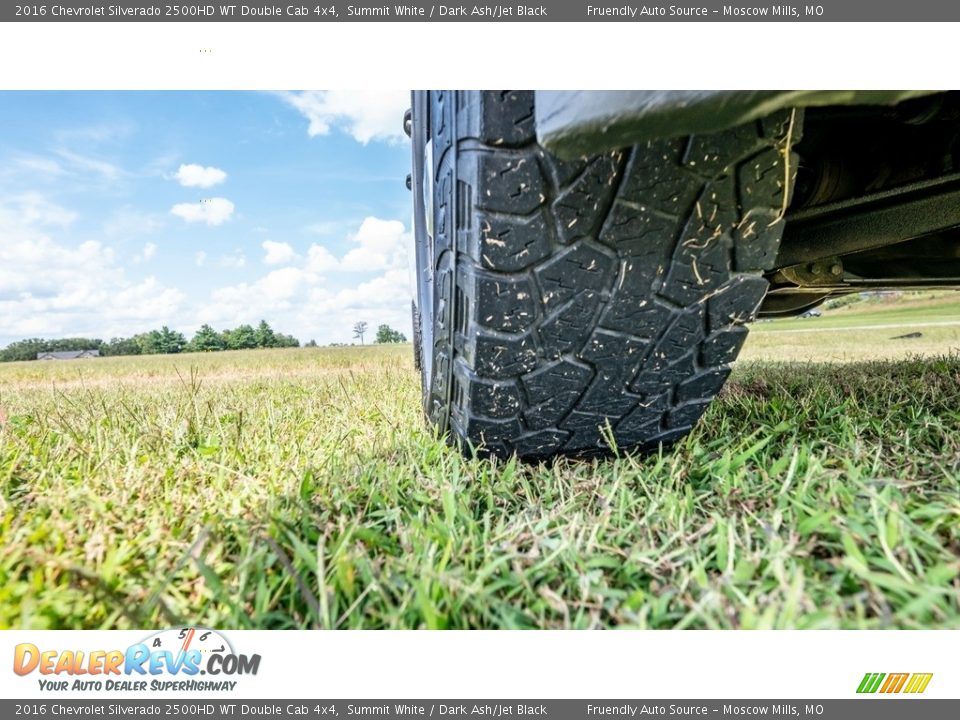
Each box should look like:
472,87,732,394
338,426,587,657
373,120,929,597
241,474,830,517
1,297,959,630
744,291,960,362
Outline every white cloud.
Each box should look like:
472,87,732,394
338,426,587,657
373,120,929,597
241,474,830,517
341,216,410,272
262,240,297,265
54,149,126,181
174,163,227,188
278,90,410,144
0,202,416,347
109,277,184,321
55,121,135,146
1,192,77,228
255,267,311,302
305,268,413,342
198,265,412,344
15,156,67,177
306,244,340,273
0,195,184,344
197,216,415,344
302,216,410,274
170,197,235,226
259,268,300,300
0,238,111,300
133,242,157,263
205,266,317,321
319,268,412,310
218,252,246,269
104,207,165,238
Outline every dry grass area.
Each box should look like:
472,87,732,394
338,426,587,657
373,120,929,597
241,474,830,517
743,291,960,362
0,296,958,630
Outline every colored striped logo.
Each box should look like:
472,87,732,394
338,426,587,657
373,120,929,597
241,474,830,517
857,672,933,694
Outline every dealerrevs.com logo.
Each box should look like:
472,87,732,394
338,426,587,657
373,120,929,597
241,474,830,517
13,628,261,692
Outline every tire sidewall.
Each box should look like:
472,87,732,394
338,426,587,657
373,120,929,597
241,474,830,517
411,90,435,412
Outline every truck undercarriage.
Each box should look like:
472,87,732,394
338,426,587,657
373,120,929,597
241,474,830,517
767,93,960,315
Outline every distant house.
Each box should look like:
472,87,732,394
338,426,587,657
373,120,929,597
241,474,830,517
36,350,101,361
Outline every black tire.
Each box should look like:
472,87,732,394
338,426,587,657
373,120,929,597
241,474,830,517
412,91,801,460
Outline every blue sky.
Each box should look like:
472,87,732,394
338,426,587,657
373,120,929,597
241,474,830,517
0,90,415,346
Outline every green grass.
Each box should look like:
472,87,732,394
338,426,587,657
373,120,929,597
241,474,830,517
1,321,959,629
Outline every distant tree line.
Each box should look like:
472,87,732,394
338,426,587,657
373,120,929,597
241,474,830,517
0,320,299,362
375,324,407,343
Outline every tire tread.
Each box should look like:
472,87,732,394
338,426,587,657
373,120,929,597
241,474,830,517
423,90,800,459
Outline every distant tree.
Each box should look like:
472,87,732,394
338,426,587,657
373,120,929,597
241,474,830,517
102,337,141,356
189,324,225,352
51,338,103,352
375,324,407,343
135,327,185,354
305,339,318,348
131,332,154,355
0,337,107,362
224,324,258,350
273,332,300,348
0,321,305,362
352,321,368,345
255,320,277,348
161,327,187,354
0,338,49,362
